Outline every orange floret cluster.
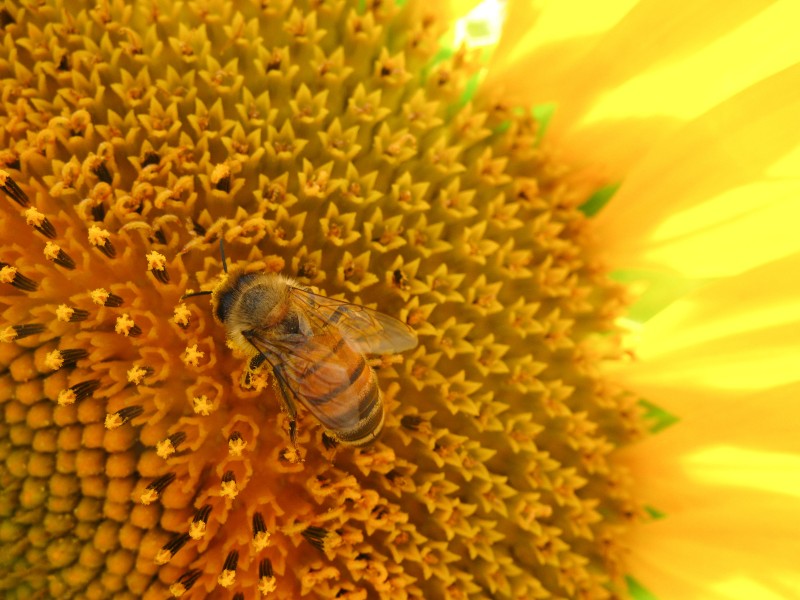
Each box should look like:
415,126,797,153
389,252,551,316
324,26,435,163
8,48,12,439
0,1,643,598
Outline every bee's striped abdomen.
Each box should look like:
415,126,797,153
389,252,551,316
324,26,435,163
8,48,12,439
293,334,384,446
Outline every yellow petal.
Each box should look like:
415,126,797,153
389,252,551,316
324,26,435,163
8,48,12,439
488,1,800,184
629,495,800,600
579,0,800,126
613,252,800,396
595,63,800,276
624,388,800,596
488,0,790,115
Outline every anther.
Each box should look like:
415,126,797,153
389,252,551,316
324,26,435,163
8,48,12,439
93,162,112,184
252,512,271,551
142,151,160,168
211,163,231,192
56,305,89,322
44,242,76,269
90,288,123,307
126,365,153,385
88,226,116,258
220,471,238,499
104,405,144,429
91,203,106,221
45,348,88,370
400,414,425,430
141,472,176,505
228,431,247,456
172,304,191,327
57,380,101,406
258,559,277,594
169,569,202,597
24,207,56,238
302,526,340,553
147,251,169,283
0,170,29,206
155,533,191,565
156,431,187,459
0,323,45,342
189,505,212,540
0,263,38,291
217,550,239,588
115,314,141,337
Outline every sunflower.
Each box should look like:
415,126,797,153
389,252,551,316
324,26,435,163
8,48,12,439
1,0,797,599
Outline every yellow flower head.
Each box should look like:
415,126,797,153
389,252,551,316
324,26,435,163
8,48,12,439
4,0,798,599
4,1,636,598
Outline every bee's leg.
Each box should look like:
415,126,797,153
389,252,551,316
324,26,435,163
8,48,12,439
242,353,268,388
272,365,298,447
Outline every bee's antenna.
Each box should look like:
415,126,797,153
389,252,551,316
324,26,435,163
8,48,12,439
219,237,228,274
181,238,227,300
181,290,213,300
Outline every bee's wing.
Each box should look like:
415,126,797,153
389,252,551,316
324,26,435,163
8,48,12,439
289,287,418,355
247,329,363,432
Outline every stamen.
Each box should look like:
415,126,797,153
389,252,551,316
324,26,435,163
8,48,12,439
155,533,191,565
0,263,38,291
156,431,187,459
141,472,176,505
104,405,144,429
172,303,191,327
45,348,88,370
302,526,342,553
0,170,28,206
192,394,214,415
55,305,89,322
90,288,124,307
115,314,141,337
146,250,169,283
228,431,247,456
93,162,112,184
57,380,101,405
181,344,204,366
169,569,202,597
220,471,238,499
211,163,231,192
0,323,45,342
252,512,271,551
91,203,105,221
43,242,76,269
126,365,153,385
189,505,212,540
24,207,56,238
142,151,160,167
217,550,238,588
258,559,277,594
88,225,116,258
400,414,425,430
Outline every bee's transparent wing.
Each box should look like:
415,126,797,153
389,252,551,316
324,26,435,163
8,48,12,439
247,329,362,431
290,287,418,355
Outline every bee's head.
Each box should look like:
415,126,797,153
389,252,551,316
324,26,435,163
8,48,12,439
211,269,261,325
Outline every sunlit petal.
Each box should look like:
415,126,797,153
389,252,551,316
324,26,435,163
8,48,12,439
612,252,800,394
596,63,800,276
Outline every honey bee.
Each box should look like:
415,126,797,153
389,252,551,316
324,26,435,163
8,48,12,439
184,249,417,447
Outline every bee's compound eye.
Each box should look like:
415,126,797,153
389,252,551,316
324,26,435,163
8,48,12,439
216,291,235,323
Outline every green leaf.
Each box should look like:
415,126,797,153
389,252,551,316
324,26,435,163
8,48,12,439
627,576,659,600
580,183,619,217
611,268,711,323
